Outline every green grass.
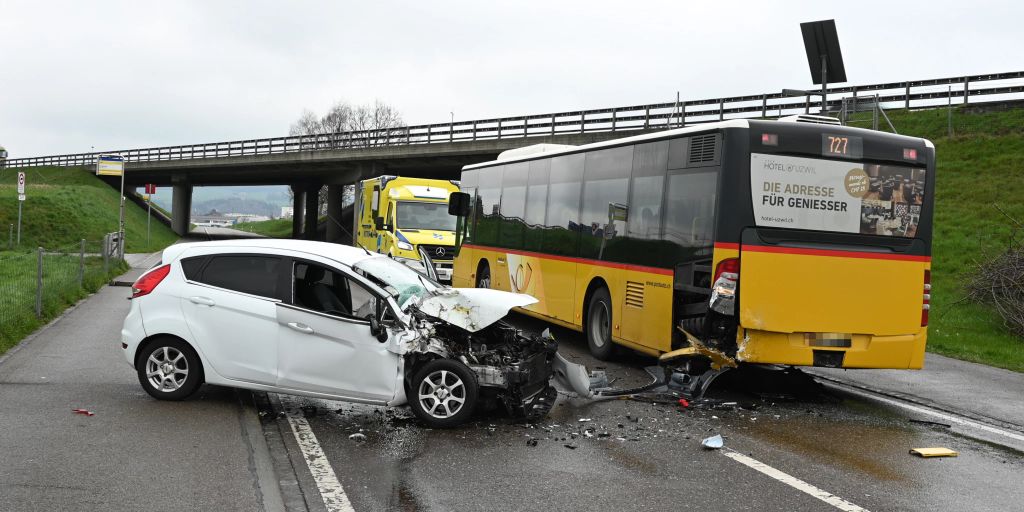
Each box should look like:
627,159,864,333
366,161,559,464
0,167,179,253
849,107,1024,371
0,250,129,354
233,218,294,238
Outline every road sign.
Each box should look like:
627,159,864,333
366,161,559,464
18,194,26,202
96,154,125,176
17,172,25,194
145,183,156,194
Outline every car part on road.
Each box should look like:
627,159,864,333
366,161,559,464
137,337,203,400
72,408,95,416
701,434,724,449
909,447,958,458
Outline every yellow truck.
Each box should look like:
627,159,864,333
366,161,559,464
354,176,461,282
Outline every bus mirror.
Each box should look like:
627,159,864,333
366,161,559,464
374,217,385,231
448,192,471,217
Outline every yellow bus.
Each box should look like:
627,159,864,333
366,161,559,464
448,116,934,370
354,176,461,282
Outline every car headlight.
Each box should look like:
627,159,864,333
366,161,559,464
397,241,414,251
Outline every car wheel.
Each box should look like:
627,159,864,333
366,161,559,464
475,261,491,289
137,338,203,400
408,359,479,428
586,287,615,360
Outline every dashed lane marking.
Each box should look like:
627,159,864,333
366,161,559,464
723,450,869,512
279,396,355,512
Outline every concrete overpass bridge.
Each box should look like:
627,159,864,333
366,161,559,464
5,71,1022,239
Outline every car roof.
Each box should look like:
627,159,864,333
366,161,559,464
163,239,380,267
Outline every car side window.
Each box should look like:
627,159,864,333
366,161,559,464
180,256,207,281
193,255,281,298
292,261,377,320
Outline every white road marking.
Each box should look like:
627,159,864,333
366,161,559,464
824,381,1024,444
723,450,869,512
279,396,355,512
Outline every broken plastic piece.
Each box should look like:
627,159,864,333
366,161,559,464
72,408,95,417
701,434,724,450
909,447,958,458
678,398,690,408
348,433,367,442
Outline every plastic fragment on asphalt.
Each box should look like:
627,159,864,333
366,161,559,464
910,447,958,458
678,398,690,408
578,418,592,422
72,408,95,417
701,434,724,450
348,433,367,442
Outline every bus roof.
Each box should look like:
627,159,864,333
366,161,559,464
463,118,933,170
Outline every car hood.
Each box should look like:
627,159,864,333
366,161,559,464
411,288,538,332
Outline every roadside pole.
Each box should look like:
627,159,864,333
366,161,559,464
17,171,25,246
119,167,125,259
35,247,43,318
147,195,152,249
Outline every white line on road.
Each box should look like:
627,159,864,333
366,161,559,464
723,450,869,512
279,396,355,512
824,381,1024,445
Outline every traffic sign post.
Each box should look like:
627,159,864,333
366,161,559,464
16,172,25,246
144,184,156,249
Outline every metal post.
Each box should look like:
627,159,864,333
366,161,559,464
118,164,125,260
36,247,43,318
103,234,109,274
805,96,810,114
761,96,767,118
963,76,969,105
147,197,151,249
611,109,617,131
579,114,584,134
78,239,85,287
17,200,22,246
497,120,502,139
718,99,724,121
674,92,680,127
679,102,685,126
905,82,911,109
872,95,879,131
820,54,828,114
948,85,954,137
644,108,650,128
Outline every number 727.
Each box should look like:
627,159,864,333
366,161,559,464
828,136,848,154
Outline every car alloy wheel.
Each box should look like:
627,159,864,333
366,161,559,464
146,346,189,392
417,369,467,419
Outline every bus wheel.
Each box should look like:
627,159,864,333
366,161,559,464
476,261,491,289
586,288,615,360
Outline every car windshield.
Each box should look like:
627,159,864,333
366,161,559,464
352,256,442,307
397,201,457,231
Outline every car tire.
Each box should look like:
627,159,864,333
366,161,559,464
475,261,491,289
408,359,479,428
586,287,616,360
136,337,203,401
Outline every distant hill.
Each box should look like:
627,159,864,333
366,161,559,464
192,197,282,217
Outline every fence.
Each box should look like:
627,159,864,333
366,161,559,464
0,239,126,346
4,71,1024,168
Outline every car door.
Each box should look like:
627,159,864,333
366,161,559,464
179,253,283,386
275,258,400,403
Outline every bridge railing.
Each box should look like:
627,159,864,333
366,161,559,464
6,71,1024,168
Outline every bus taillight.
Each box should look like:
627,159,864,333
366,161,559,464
922,270,931,326
714,258,740,282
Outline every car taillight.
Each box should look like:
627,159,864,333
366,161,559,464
921,269,931,326
132,264,171,299
713,258,740,282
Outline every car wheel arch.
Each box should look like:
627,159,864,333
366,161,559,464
134,334,206,383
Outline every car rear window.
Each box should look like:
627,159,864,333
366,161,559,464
180,256,207,281
195,255,281,298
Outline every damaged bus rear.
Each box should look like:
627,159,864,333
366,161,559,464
450,117,934,372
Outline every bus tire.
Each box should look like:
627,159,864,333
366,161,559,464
476,261,491,289
586,287,615,360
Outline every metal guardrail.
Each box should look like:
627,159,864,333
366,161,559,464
6,71,1024,168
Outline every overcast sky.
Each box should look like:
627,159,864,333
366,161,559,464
1,0,1020,157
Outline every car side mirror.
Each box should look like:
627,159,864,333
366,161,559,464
374,217,385,231
369,316,388,343
448,192,471,217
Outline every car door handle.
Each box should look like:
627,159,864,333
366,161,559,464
189,296,215,306
287,322,314,334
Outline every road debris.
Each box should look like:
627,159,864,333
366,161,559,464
908,419,952,428
701,434,724,450
72,408,95,417
909,447,958,458
348,433,367,442
564,443,577,450
526,438,538,447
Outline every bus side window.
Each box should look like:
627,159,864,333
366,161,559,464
474,166,503,247
580,146,633,260
524,159,550,252
627,141,669,240
664,170,718,248
499,163,528,249
544,154,584,257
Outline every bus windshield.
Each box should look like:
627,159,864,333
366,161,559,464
397,201,457,231
750,153,927,238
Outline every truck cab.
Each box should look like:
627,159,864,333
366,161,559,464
354,176,461,283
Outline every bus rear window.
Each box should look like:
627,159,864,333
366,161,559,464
751,153,926,238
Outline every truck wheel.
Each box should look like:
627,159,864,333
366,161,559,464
586,287,615,360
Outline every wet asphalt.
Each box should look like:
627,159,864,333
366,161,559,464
274,313,1024,512
1,241,1021,511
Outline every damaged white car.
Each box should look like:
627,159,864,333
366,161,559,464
121,239,587,427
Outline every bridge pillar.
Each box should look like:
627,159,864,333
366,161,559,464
171,182,193,236
291,185,305,239
304,183,321,240
325,184,345,244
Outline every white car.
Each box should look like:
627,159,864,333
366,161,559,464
121,239,587,427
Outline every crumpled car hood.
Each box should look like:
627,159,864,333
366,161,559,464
412,288,538,332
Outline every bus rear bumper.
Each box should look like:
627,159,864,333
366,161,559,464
736,328,927,369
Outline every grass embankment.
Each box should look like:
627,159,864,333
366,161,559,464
0,167,179,253
0,251,129,353
850,107,1024,371
234,218,294,238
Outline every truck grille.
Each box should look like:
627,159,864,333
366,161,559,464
420,244,453,261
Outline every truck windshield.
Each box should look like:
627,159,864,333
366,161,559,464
397,201,457,231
